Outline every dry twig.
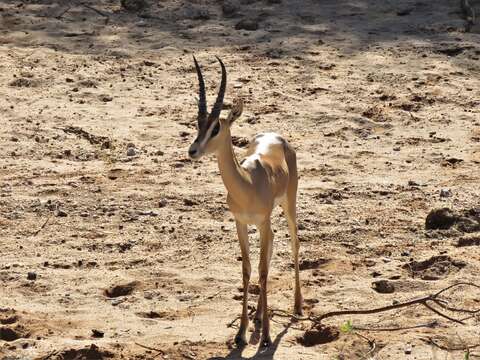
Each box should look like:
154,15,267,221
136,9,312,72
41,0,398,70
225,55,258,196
135,342,165,356
272,282,480,328
33,213,52,236
81,3,110,23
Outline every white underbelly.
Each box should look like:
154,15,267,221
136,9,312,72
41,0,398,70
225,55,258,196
233,212,265,225
232,195,286,225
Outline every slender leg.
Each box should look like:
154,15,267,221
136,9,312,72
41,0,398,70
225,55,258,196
282,201,303,315
254,292,262,324
254,236,273,323
234,220,250,346
258,220,273,347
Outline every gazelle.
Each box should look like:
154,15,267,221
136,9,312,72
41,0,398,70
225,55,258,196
188,56,302,347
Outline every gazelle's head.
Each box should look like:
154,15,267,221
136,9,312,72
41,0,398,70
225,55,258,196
188,56,243,160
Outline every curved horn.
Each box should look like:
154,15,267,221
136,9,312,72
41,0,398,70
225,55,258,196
208,56,227,121
193,55,207,124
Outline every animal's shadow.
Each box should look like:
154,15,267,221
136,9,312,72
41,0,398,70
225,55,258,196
208,318,294,360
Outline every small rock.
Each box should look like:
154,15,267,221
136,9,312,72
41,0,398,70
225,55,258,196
439,188,452,198
159,199,167,208
397,8,412,16
404,344,412,354
27,272,37,281
126,147,137,157
425,208,457,230
91,329,104,338
222,0,239,17
182,4,210,20
100,95,113,102
55,209,68,217
183,199,197,206
372,280,395,294
143,60,156,67
121,0,147,12
235,18,259,31
408,180,419,186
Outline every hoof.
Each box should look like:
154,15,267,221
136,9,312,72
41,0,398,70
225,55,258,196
234,333,247,347
260,336,272,348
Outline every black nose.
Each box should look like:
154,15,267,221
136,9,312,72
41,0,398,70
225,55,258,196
188,148,197,157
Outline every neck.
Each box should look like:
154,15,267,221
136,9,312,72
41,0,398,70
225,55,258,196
216,132,251,203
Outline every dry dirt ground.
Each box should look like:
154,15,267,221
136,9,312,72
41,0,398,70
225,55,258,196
1,0,480,359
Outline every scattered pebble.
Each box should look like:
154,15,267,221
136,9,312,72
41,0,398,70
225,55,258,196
235,18,259,31
27,272,37,281
126,147,137,157
222,0,239,17
55,209,68,217
91,329,104,338
439,188,452,198
99,95,113,102
372,280,395,294
121,0,147,12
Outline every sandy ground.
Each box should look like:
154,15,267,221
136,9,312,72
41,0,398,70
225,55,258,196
1,0,480,359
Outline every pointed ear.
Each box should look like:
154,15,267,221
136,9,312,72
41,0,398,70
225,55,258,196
226,98,243,125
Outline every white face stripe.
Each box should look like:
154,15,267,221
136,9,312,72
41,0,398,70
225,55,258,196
199,119,219,149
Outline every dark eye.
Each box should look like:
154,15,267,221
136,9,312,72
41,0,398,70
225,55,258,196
211,123,220,138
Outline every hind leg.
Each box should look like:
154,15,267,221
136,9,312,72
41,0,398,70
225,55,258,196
282,201,303,315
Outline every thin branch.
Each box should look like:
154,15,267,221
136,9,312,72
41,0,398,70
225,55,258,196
33,213,52,236
271,283,480,330
353,320,438,332
423,338,480,352
316,295,432,321
433,298,480,314
227,316,241,328
422,302,464,324
54,5,72,19
433,282,480,298
81,3,110,23
134,342,165,354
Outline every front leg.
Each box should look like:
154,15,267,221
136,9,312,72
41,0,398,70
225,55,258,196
258,220,274,347
234,220,250,347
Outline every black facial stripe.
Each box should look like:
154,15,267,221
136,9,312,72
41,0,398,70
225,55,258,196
210,122,220,138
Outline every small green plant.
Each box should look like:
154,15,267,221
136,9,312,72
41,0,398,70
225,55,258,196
464,350,470,360
339,320,353,334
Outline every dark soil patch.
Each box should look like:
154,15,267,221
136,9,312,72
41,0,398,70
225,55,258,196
299,258,330,270
403,255,466,280
51,344,114,360
297,325,339,346
0,325,28,342
456,235,480,247
62,126,111,149
9,78,38,87
0,309,18,325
